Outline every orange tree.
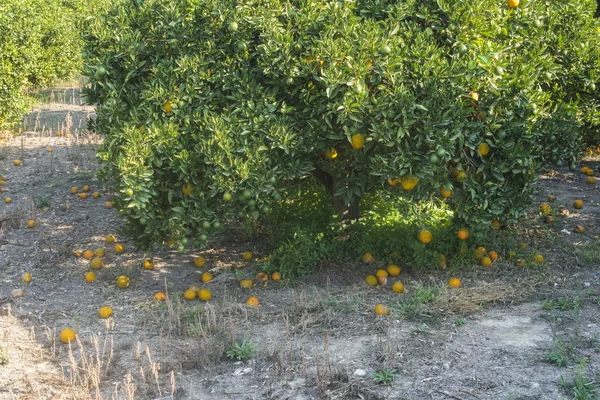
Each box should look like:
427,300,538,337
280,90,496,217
0,0,89,128
83,0,600,249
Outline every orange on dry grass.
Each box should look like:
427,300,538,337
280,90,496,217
85,272,96,282
116,275,130,288
194,256,206,268
201,272,213,283
198,289,212,301
573,199,584,209
114,244,125,254
392,282,404,293
386,264,401,277
374,304,389,315
418,229,432,244
143,258,155,270
60,328,76,344
183,289,197,300
240,279,253,288
154,292,167,301
246,296,259,307
90,257,104,269
83,250,94,259
98,306,113,319
242,251,253,261
365,275,378,287
271,272,282,281
448,278,461,288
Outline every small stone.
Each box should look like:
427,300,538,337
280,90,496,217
584,282,591,287
530,382,540,389
353,369,367,378
443,362,450,370
11,288,24,298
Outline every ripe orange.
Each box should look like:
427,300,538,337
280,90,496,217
194,256,206,268
164,101,173,113
143,258,155,270
400,176,419,190
183,289,196,300
588,177,596,184
581,166,591,175
534,254,544,264
469,91,479,102
95,248,105,257
90,257,104,269
60,328,76,344
27,220,36,228
507,0,519,8
0,180,4,186
481,256,492,268
242,251,253,261
392,282,404,293
454,171,467,182
324,147,338,160
271,272,282,281
116,275,130,288
363,252,375,263
114,244,125,254
93,191,101,198
388,178,399,187
457,228,469,240
478,143,490,156
573,199,584,209
21,272,32,283
473,247,486,261
71,187,78,194
240,279,253,288
246,296,259,307
351,134,365,149
82,185,90,192
85,272,96,282
79,193,88,200
386,264,401,277
201,272,213,283
437,254,447,269
47,148,53,152
375,269,388,279
198,289,212,301
488,251,499,261
4,198,11,204
98,306,113,319
83,250,94,259
105,234,117,244
418,229,432,244
440,186,453,198
365,275,378,286
575,225,585,233
448,278,461,288
374,304,389,315
154,292,167,301
13,160,21,166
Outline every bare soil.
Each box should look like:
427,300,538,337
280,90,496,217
1,87,600,400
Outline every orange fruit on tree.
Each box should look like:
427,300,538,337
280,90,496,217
256,272,268,282
21,272,32,283
457,228,469,240
454,171,467,182
116,275,130,288
198,289,212,301
480,256,492,268
194,256,206,268
79,193,88,200
85,272,96,282
392,282,404,293
362,252,375,263
388,178,399,187
400,176,419,190
71,187,78,194
143,258,155,270
98,306,113,319
573,199,584,209
575,225,585,233
374,304,389,315
386,264,401,277
437,254,447,269
440,186,453,198
183,289,196,300
507,0,519,8
182,183,193,196
351,134,365,149
27,219,36,228
418,229,432,244
478,143,490,156
201,272,213,283
242,251,253,261
105,234,117,244
488,251,499,261
114,244,125,254
240,279,253,288
90,257,104,269
324,147,338,160
164,101,173,113
365,275,378,287
60,328,76,344
154,292,167,301
83,250,94,259
271,272,282,281
448,278,461,288
246,296,259,307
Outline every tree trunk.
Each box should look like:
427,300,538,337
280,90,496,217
312,168,360,221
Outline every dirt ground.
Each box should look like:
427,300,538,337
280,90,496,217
1,87,600,400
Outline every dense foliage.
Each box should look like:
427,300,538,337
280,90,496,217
83,0,600,250
0,0,88,128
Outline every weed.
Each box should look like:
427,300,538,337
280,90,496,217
372,368,397,385
0,344,8,366
321,296,354,314
581,242,600,264
35,194,51,208
455,318,466,327
560,360,599,399
394,283,442,319
226,339,255,361
547,337,575,367
542,296,581,311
